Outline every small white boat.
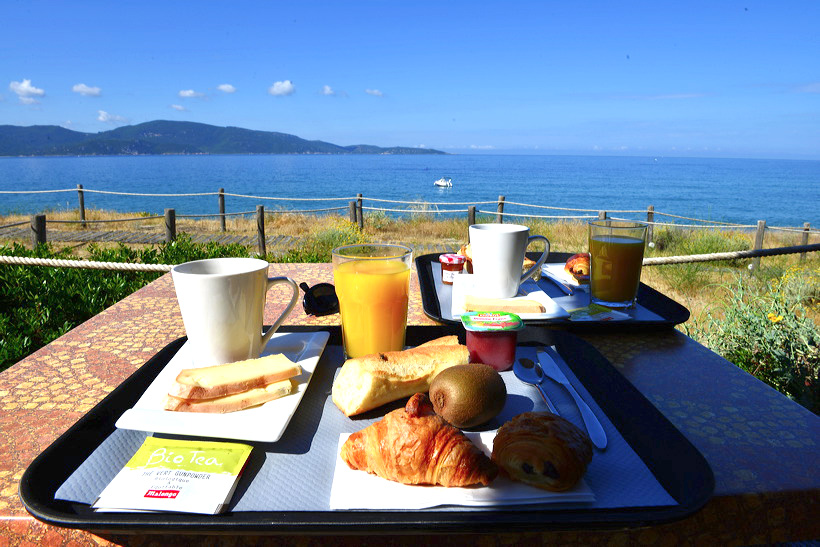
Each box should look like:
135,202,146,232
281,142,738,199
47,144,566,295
434,177,452,187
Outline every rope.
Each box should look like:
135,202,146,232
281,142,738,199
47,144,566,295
476,209,596,220
81,189,218,197
0,188,76,194
502,201,644,214
2,243,817,271
222,192,358,202
0,255,172,271
47,215,164,224
361,206,467,214
643,243,820,265
0,221,30,230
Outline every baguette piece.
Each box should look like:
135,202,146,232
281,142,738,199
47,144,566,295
164,379,294,413
170,353,301,400
463,295,545,314
332,337,469,417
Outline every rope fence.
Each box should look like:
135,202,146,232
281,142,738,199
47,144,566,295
1,186,817,269
2,243,818,273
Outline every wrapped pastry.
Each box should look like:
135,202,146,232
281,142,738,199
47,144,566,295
492,412,592,491
341,393,498,487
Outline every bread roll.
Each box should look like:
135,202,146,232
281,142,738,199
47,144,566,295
332,336,469,417
492,412,593,491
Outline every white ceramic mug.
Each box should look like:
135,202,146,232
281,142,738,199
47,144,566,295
171,257,299,367
468,224,550,298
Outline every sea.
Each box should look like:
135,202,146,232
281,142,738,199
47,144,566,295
0,154,817,228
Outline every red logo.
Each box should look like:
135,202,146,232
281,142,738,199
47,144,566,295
144,489,180,499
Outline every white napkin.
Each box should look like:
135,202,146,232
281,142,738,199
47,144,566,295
329,431,595,510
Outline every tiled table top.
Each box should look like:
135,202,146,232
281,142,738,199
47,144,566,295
1,263,818,546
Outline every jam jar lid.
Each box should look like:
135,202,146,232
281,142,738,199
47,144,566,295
460,312,524,332
439,253,466,265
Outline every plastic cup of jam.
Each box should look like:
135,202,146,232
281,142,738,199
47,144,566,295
461,312,523,371
439,253,466,285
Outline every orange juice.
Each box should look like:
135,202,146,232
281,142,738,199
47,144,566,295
589,235,645,305
334,258,411,358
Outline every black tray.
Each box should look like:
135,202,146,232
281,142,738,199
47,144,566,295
20,325,713,534
416,252,690,330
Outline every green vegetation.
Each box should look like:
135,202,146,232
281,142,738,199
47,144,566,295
0,235,250,371
0,120,446,156
685,265,820,413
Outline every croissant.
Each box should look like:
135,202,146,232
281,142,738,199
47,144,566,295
492,412,592,492
340,393,498,487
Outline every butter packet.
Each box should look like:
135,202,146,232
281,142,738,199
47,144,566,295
567,303,631,322
93,436,252,514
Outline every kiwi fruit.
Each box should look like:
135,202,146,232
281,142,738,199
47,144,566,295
429,363,507,428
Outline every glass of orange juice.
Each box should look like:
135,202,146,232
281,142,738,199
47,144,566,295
332,243,413,358
588,220,648,308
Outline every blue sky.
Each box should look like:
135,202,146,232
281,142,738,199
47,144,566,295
2,1,819,159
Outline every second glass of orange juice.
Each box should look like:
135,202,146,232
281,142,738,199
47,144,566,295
332,244,412,358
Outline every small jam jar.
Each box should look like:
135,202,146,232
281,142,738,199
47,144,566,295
461,312,523,371
439,253,466,285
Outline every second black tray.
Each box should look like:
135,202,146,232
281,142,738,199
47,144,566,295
416,252,690,330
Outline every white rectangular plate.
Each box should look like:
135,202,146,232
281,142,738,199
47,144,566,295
330,430,594,509
451,273,569,320
116,331,330,443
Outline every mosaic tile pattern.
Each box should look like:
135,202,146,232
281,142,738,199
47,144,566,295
1,265,818,546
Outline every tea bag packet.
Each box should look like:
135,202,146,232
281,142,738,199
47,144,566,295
93,437,252,514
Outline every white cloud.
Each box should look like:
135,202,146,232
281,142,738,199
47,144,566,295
72,83,101,97
9,79,45,104
365,88,383,97
268,80,295,96
178,89,204,98
217,84,236,93
321,85,335,96
171,104,187,111
97,110,128,124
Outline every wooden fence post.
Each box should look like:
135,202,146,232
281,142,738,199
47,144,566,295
800,222,810,261
751,220,766,271
349,201,357,224
218,188,226,232
468,205,476,226
646,205,654,246
164,208,176,243
496,196,505,223
357,201,364,230
598,211,607,220
257,205,266,256
30,214,46,248
77,184,86,229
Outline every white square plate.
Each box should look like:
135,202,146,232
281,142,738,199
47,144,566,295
450,274,569,320
115,331,330,442
541,263,590,291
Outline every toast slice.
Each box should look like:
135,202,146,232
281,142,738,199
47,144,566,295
331,337,469,417
170,353,302,400
164,379,294,413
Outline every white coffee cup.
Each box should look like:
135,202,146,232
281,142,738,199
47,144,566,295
468,224,550,298
171,257,299,367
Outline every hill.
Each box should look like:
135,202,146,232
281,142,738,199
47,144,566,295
0,121,446,156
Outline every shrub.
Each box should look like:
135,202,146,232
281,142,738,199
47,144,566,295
0,235,251,372
274,219,368,263
686,265,820,414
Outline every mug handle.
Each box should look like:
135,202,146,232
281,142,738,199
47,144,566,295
260,276,300,348
520,235,550,284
